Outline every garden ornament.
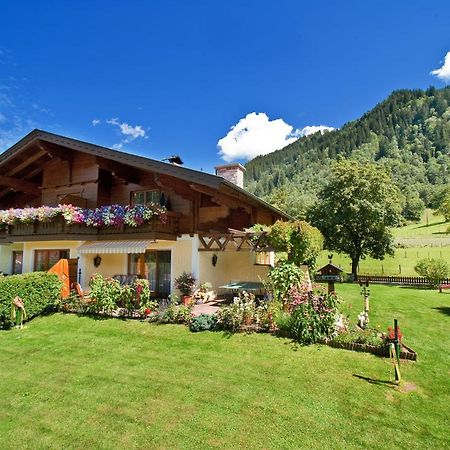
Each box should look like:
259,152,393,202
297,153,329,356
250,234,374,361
11,296,27,329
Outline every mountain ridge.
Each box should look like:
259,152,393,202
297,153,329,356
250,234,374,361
244,86,450,219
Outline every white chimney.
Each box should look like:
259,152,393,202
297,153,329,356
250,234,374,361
215,163,246,189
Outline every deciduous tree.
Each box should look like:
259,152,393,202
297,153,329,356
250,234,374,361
308,161,402,280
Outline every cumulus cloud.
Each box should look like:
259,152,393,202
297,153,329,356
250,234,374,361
100,117,148,148
431,51,450,82
217,113,301,161
217,112,335,161
106,118,146,139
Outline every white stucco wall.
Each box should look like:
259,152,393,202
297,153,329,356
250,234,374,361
0,244,20,274
2,235,269,296
198,250,271,291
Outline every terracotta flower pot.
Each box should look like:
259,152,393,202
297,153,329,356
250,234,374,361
182,295,192,306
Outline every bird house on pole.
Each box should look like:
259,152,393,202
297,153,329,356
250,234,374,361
315,255,344,294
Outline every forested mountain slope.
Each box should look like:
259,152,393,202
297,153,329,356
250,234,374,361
245,87,450,218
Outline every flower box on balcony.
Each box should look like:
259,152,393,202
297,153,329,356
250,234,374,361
35,219,65,235
10,222,36,236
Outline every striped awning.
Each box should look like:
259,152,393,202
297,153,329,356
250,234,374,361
78,240,154,254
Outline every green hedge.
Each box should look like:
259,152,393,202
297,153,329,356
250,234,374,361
0,272,62,329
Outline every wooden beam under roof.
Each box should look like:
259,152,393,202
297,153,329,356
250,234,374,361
96,157,139,184
189,183,251,212
4,149,47,177
0,176,39,195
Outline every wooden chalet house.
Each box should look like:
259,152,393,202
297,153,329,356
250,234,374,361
0,130,288,296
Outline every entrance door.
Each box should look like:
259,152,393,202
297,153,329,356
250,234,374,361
146,251,171,297
129,250,171,297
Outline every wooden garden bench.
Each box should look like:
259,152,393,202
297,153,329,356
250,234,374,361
439,284,450,293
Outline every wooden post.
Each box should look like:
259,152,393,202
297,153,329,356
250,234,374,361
138,254,146,278
327,281,335,294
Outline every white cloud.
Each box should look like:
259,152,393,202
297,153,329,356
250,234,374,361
217,112,335,161
92,119,101,126
118,122,145,139
105,117,147,148
431,51,450,82
217,113,301,161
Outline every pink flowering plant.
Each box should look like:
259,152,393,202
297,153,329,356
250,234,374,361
276,284,340,344
0,203,167,230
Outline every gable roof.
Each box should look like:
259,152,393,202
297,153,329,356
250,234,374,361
0,129,290,219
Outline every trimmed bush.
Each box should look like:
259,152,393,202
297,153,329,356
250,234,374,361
189,314,217,332
0,272,62,329
414,258,449,289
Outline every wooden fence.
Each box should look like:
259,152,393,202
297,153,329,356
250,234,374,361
356,275,450,286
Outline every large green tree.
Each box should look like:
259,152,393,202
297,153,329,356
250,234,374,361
308,161,402,279
435,192,450,222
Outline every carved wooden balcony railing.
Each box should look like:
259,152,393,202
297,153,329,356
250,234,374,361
0,212,179,241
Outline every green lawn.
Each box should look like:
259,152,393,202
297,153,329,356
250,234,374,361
1,284,449,449
393,210,449,239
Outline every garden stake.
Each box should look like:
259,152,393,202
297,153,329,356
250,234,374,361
394,319,401,366
390,343,401,384
390,319,401,384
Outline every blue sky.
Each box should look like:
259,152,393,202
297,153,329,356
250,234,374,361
0,0,449,173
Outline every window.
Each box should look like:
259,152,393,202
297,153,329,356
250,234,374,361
12,251,23,275
132,190,161,206
254,251,274,266
34,249,70,271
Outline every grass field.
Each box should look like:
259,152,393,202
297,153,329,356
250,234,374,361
393,210,449,239
317,210,450,276
1,284,449,449
316,246,450,276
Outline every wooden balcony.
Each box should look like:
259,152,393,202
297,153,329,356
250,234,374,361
0,212,179,242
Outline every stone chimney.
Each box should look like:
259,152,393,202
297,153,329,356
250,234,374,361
215,163,246,189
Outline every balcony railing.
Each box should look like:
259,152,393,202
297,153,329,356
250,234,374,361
0,212,179,240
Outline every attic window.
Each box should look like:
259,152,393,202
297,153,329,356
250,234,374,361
132,189,168,208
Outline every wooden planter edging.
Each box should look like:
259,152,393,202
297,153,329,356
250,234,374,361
325,340,417,361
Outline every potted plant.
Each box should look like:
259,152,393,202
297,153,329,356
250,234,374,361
174,272,197,305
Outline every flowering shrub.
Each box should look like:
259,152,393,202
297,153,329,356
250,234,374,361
216,292,270,332
276,285,340,344
267,261,306,305
87,274,122,314
157,304,193,324
73,274,155,317
0,203,167,229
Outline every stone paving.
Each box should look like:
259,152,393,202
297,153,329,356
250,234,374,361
191,303,220,317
